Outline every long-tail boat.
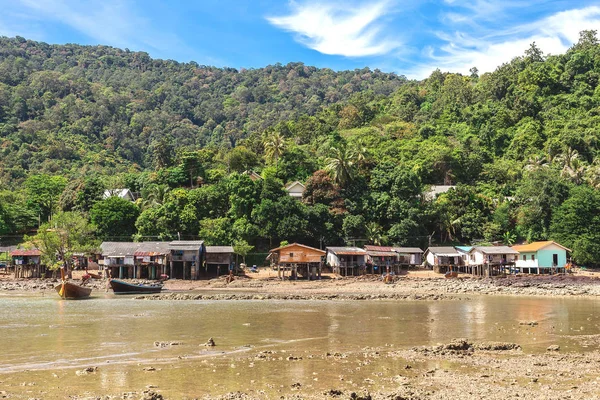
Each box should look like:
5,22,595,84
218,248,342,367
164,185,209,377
109,279,163,294
55,268,92,299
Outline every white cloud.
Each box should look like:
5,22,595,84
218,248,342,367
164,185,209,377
0,0,198,61
267,1,401,57
408,5,600,79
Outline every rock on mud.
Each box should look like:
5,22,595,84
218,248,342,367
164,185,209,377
75,366,98,376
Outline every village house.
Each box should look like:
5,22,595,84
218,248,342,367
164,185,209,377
10,249,42,278
392,247,424,266
364,245,399,274
424,247,461,273
133,242,170,280
103,188,136,201
205,246,236,277
467,246,519,276
512,241,570,274
455,246,473,271
268,243,325,280
284,181,305,199
243,170,263,181
168,241,206,280
326,246,367,276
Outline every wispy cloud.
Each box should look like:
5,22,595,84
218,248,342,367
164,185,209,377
407,4,600,79
0,0,201,62
266,0,401,57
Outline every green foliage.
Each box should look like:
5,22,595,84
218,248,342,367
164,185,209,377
4,34,600,260
26,211,97,272
90,197,140,240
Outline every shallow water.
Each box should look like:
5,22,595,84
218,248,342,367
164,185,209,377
1,293,600,398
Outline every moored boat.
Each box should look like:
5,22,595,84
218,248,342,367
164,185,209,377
55,281,93,299
109,279,163,294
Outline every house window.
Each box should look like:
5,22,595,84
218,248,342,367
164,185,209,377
289,253,294,258
523,255,527,261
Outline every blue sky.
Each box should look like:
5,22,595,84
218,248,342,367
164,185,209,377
1,0,599,79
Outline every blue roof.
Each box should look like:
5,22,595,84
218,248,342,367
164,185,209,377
455,246,473,252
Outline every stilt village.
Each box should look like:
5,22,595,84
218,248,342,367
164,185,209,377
2,239,571,281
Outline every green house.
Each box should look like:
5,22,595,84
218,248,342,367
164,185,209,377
512,241,570,274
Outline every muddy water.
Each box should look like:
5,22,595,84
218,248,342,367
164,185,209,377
1,294,600,398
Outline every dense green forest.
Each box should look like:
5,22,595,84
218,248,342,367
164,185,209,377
2,32,600,264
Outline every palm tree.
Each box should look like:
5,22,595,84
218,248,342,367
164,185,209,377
324,145,356,186
263,132,286,165
524,154,548,171
351,139,370,172
142,185,170,209
366,222,384,245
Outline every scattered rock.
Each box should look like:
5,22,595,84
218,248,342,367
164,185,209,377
547,345,560,351
153,341,182,348
75,366,98,376
203,337,216,347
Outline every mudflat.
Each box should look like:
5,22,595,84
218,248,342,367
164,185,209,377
1,271,600,399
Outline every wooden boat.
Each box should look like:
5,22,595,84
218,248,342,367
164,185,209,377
55,281,92,299
109,279,163,294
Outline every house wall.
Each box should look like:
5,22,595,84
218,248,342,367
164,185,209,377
277,244,324,264
538,249,567,268
326,251,340,267
426,252,435,265
514,252,539,269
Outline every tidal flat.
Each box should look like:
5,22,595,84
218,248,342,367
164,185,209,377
2,285,600,399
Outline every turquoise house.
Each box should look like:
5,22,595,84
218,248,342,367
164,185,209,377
512,241,570,274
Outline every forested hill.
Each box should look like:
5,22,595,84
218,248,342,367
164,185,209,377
2,32,600,264
0,36,404,180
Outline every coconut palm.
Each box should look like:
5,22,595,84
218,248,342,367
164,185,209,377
524,154,548,171
324,145,356,186
142,185,170,209
366,222,385,245
263,131,286,165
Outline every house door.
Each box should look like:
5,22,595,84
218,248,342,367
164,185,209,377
553,254,558,266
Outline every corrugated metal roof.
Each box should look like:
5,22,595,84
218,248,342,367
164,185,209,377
101,242,170,257
206,246,235,254
367,251,397,257
10,249,41,256
364,245,394,252
472,246,519,255
269,243,325,254
455,246,473,252
392,247,423,253
168,241,204,251
426,247,460,255
512,241,571,253
0,245,17,253
327,247,367,255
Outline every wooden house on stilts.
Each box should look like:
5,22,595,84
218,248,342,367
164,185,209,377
268,243,325,280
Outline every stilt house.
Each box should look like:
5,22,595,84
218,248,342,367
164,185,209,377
269,243,325,280
326,247,367,276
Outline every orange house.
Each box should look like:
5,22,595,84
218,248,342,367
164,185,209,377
268,243,325,280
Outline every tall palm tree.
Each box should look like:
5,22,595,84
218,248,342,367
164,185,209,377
142,185,170,209
263,132,286,166
352,139,370,172
324,145,356,186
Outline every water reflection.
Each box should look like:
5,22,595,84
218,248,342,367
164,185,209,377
1,294,600,396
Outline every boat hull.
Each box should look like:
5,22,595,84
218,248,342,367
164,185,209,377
109,279,163,294
55,282,92,299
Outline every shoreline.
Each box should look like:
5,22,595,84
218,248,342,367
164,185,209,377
2,271,600,300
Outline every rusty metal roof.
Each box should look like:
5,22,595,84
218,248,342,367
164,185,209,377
10,249,41,256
